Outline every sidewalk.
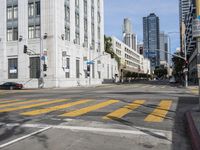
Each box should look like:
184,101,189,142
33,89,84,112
187,86,199,95
186,109,200,150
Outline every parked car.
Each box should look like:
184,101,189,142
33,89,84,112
0,82,23,90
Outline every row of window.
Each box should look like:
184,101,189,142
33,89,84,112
125,54,140,63
125,48,140,59
8,57,99,79
7,1,40,20
125,60,139,68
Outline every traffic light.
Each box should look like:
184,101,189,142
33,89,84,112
23,45,27,53
87,64,90,77
43,64,47,71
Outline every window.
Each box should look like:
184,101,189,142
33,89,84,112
8,58,18,79
84,18,88,33
7,29,13,41
35,1,40,16
75,32,80,44
13,28,18,41
28,26,40,39
75,0,79,8
30,57,40,78
65,58,70,78
7,7,12,20
84,0,87,14
75,12,79,27
35,26,40,38
65,26,70,41
28,26,34,38
28,3,34,17
76,59,80,78
13,6,18,19
65,6,70,22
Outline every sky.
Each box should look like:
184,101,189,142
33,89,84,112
104,0,180,53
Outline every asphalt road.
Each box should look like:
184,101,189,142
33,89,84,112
0,80,197,150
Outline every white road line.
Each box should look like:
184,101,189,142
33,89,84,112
4,123,167,137
0,127,51,149
151,86,156,88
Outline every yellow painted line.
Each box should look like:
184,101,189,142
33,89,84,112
21,99,92,116
103,100,145,120
0,99,50,109
60,100,119,117
0,99,69,113
0,99,25,104
144,100,172,122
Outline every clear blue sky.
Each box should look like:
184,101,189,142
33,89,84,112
104,0,180,53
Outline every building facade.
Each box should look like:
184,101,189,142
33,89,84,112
0,0,106,88
111,36,150,80
123,18,137,51
179,0,191,52
143,13,160,71
159,32,169,67
184,0,198,84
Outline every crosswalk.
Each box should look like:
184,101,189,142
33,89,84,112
0,98,173,123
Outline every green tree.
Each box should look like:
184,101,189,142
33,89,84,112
172,53,185,77
104,35,121,68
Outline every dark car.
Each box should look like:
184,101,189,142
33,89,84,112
0,82,23,90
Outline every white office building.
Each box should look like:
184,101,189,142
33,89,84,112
0,0,106,88
111,37,150,78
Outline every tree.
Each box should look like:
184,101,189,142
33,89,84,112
172,52,185,79
154,68,168,78
104,35,121,68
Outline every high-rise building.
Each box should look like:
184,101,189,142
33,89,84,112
143,13,160,71
184,0,198,84
0,0,105,88
179,0,191,52
159,32,169,66
123,18,137,50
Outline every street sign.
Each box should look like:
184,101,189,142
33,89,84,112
192,19,200,38
86,61,94,65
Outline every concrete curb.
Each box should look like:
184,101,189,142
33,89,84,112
185,111,200,150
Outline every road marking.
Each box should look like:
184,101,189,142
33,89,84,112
144,100,172,122
161,86,166,89
0,99,25,104
142,85,149,88
1,123,168,137
151,86,156,88
0,99,49,109
103,100,145,120
0,127,51,149
60,100,119,117
21,99,92,116
0,99,69,113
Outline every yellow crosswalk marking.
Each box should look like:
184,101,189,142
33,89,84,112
21,99,92,116
0,99,24,104
60,100,119,117
0,99,49,109
103,100,145,120
144,100,172,122
0,99,69,113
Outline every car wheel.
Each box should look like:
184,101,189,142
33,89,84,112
10,86,13,90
